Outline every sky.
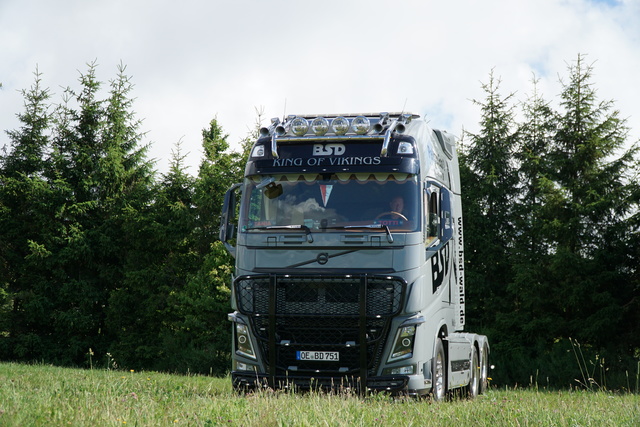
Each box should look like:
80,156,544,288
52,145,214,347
1,0,639,175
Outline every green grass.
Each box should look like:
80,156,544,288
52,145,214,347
0,363,638,426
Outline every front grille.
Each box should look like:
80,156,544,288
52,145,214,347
234,274,405,377
236,275,404,316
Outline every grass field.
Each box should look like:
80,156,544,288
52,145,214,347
0,362,638,426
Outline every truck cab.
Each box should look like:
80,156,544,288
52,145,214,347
220,112,489,397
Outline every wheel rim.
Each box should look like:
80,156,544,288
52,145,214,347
434,348,445,400
480,344,489,393
469,349,479,397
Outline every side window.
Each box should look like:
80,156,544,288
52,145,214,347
440,188,453,241
424,184,440,245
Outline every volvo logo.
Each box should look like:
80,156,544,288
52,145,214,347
316,253,329,265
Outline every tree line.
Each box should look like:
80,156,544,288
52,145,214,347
0,62,249,374
461,55,639,388
1,56,638,388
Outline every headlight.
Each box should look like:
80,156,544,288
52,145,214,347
236,323,256,359
388,325,416,362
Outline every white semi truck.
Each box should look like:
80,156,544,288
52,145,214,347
219,112,489,398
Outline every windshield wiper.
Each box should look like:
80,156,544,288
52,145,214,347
324,224,394,243
245,225,313,243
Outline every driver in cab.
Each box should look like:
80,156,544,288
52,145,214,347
376,196,408,223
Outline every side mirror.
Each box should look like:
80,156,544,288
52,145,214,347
219,183,242,257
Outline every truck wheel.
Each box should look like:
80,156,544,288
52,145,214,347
432,338,447,401
479,343,489,394
467,346,480,398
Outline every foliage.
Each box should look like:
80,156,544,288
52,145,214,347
461,55,640,387
0,63,249,375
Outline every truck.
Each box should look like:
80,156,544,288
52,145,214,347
219,112,489,398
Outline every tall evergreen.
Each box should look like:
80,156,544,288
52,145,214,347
106,141,197,371
460,72,519,342
543,56,639,367
461,57,640,386
0,69,59,359
1,62,155,364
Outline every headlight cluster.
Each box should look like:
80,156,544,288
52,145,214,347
235,323,256,359
388,325,416,362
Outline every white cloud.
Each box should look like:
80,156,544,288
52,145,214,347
1,0,639,174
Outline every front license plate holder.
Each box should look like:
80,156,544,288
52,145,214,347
296,351,339,361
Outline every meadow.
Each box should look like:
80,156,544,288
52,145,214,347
0,362,638,426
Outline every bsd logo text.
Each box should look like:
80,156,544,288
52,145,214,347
313,143,346,156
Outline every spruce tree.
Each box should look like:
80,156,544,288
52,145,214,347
460,71,519,339
0,69,59,359
545,55,639,363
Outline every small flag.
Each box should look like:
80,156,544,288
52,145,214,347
320,185,333,207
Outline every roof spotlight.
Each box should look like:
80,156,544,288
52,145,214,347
311,117,329,136
331,117,350,135
290,117,309,136
352,116,371,135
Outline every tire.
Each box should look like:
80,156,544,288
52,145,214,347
432,338,447,401
466,346,480,399
479,343,490,394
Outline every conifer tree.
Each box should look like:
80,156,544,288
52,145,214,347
460,72,519,340
545,55,639,357
0,69,59,359
106,140,197,370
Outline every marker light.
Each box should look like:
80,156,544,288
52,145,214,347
397,142,414,155
251,145,265,158
311,117,329,136
290,117,309,136
352,116,371,135
331,116,350,135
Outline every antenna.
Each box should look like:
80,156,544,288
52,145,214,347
401,98,408,114
282,98,287,122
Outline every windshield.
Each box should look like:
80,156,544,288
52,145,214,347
240,173,420,232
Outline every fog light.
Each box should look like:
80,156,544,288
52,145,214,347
382,364,416,375
236,362,257,372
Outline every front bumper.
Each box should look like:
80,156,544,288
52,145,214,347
231,371,428,396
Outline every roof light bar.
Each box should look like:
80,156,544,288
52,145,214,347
261,112,417,145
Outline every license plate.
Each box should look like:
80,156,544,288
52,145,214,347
296,351,339,361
